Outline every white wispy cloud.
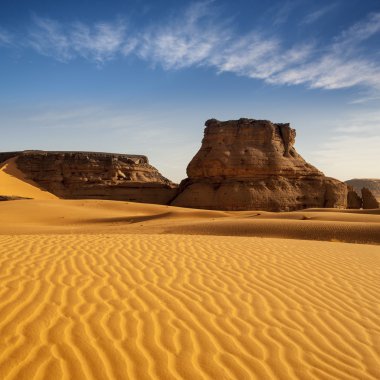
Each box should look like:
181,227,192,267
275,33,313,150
3,3,380,94
267,12,380,90
336,12,380,47
301,3,337,25
133,3,380,93
28,16,72,61
136,1,228,69
270,54,380,90
211,34,281,78
69,21,127,63
28,15,128,64
213,36,313,81
0,27,13,46
270,1,300,26
349,92,380,104
134,1,311,77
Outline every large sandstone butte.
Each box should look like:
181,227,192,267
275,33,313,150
172,118,348,211
0,151,178,204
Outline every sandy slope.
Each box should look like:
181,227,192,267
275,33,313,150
0,234,379,380
1,199,380,244
0,158,57,200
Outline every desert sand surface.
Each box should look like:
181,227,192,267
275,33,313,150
1,164,380,379
1,199,380,245
0,232,379,380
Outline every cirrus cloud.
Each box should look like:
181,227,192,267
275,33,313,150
2,2,380,94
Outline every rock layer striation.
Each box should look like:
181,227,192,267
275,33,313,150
172,118,348,211
0,151,178,204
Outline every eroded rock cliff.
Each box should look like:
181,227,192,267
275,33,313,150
172,118,348,211
0,151,178,204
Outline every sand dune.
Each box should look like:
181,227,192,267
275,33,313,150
1,199,380,244
1,168,380,379
0,234,379,379
0,158,57,200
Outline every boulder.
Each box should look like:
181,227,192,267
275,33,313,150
361,187,379,209
347,186,362,209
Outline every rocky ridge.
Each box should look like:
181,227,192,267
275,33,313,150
0,151,178,204
171,118,348,211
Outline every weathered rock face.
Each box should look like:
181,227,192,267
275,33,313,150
0,151,178,204
345,179,380,203
362,187,380,209
172,118,348,211
347,186,363,209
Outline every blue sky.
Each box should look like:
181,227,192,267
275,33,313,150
0,0,379,182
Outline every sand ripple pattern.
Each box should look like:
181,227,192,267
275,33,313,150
0,234,379,380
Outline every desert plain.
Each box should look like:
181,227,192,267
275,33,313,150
0,156,380,380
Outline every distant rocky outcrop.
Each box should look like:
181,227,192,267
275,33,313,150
347,186,362,209
346,185,379,209
345,179,380,202
0,151,178,204
362,187,380,209
172,118,348,211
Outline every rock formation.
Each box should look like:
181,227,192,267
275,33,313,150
0,151,178,204
172,118,348,211
361,187,380,209
347,186,362,209
345,179,380,202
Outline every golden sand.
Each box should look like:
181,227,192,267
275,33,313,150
0,160,380,379
0,199,379,245
0,234,379,379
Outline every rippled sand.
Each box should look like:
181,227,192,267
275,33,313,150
0,233,379,380
1,160,380,379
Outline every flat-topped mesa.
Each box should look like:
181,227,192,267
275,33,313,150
172,118,347,211
0,150,149,165
0,150,178,204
